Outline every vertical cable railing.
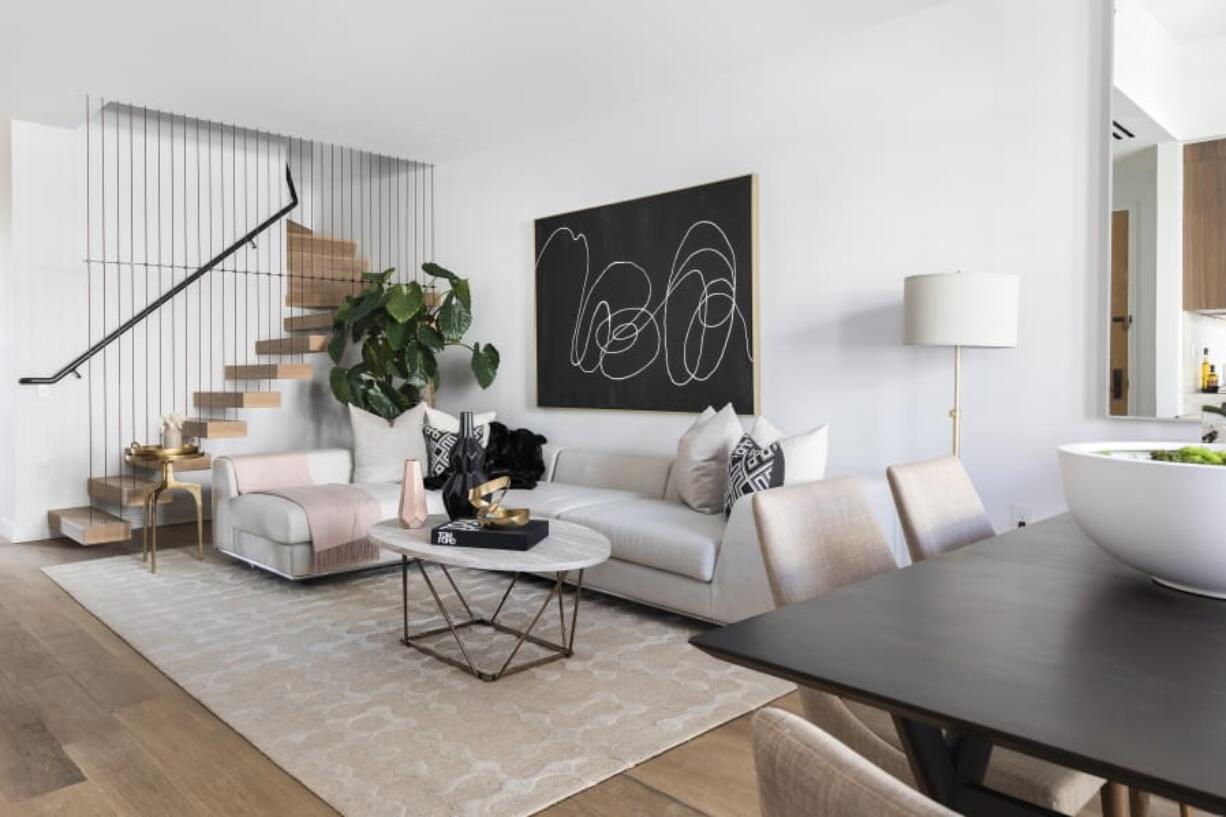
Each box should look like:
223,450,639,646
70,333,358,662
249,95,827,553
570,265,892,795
24,99,436,532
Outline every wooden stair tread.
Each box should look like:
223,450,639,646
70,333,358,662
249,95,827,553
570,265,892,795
48,506,132,546
287,233,357,257
183,418,247,439
193,391,282,409
287,219,312,236
288,252,368,278
87,475,173,508
225,363,314,380
286,280,363,308
255,335,328,355
284,312,335,332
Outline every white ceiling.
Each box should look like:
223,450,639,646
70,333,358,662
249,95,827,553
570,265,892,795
0,0,945,162
1142,0,1226,43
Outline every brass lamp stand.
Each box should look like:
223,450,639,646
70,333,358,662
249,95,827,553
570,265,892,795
903,272,1019,458
125,442,206,573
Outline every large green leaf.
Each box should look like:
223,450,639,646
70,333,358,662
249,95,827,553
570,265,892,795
470,342,500,389
361,267,396,286
387,319,414,350
422,262,458,282
436,293,472,341
329,366,352,404
365,385,398,419
327,330,347,364
362,338,393,377
451,278,472,310
400,341,433,387
334,295,357,326
385,282,424,323
416,323,445,352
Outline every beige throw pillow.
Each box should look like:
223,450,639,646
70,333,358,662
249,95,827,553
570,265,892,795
750,417,830,484
349,402,429,483
673,404,743,514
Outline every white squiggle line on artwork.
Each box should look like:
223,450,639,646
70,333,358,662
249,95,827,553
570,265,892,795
535,222,753,385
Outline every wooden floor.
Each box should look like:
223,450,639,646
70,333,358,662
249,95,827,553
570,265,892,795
0,524,1192,817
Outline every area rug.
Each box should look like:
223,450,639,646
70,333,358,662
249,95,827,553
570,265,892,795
43,550,791,817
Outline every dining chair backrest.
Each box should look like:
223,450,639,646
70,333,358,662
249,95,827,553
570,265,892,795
753,708,957,817
751,476,897,607
886,456,995,563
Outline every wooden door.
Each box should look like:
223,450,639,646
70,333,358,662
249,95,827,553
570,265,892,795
1110,210,1130,416
1184,137,1226,310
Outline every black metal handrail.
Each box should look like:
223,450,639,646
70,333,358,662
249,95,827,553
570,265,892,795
19,165,299,385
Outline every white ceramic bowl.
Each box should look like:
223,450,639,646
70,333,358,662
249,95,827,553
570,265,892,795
1059,442,1226,598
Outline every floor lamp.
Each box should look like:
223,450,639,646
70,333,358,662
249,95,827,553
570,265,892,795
904,272,1019,457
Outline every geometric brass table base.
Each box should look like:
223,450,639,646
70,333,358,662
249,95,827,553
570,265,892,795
140,459,204,574
400,555,586,682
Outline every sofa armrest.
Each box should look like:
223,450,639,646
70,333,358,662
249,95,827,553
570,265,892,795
709,493,777,624
541,444,563,482
211,457,240,552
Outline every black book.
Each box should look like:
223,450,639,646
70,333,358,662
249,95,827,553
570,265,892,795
430,519,549,551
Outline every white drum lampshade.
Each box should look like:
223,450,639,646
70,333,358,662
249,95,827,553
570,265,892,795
904,272,1019,348
903,272,1019,456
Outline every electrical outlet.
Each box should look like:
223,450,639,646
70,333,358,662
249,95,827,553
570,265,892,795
1010,504,1034,528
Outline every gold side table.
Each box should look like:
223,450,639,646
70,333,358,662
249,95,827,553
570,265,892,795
125,442,206,574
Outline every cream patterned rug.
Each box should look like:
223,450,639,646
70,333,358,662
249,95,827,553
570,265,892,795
44,550,791,817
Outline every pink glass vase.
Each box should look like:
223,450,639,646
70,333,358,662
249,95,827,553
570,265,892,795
399,459,429,528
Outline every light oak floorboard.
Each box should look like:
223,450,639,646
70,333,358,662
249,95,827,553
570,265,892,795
0,526,1202,817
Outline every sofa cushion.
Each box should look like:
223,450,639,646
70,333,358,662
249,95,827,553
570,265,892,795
503,482,644,519
560,498,725,582
350,403,430,483
231,483,443,544
552,449,673,497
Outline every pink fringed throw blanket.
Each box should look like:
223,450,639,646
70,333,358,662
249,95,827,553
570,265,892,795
231,454,382,572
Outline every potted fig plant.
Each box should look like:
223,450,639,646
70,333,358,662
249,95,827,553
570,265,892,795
327,263,499,418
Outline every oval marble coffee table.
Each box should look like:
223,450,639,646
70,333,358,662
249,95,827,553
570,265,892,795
370,516,611,682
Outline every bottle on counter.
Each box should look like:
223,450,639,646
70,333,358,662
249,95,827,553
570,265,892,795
1203,348,1212,391
1210,365,1221,394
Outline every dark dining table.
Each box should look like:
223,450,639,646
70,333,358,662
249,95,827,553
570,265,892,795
690,513,1226,816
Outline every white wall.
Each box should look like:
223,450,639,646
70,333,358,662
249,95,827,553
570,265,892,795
434,0,1193,531
0,117,15,539
1114,0,1185,136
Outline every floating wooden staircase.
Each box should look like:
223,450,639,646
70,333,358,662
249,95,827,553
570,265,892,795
51,218,370,546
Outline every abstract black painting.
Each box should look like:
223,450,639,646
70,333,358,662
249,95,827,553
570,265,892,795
534,175,757,413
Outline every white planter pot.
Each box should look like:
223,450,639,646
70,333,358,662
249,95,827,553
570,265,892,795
1058,442,1226,598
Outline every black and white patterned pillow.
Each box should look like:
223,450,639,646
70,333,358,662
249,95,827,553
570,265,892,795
423,425,460,478
723,433,785,518
423,424,490,478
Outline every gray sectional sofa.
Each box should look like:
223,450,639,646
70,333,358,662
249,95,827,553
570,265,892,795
213,446,901,624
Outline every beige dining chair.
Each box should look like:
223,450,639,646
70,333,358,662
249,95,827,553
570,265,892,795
753,707,957,817
886,456,996,563
751,477,1116,817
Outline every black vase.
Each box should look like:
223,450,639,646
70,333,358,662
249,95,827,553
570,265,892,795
441,411,488,520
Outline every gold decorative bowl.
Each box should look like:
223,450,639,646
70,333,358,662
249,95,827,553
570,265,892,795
125,440,203,464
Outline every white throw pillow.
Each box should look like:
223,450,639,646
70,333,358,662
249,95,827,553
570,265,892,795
750,417,829,484
423,406,496,446
349,402,429,483
673,404,743,514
